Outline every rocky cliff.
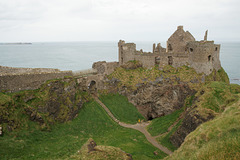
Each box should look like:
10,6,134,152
0,77,90,132
121,82,195,120
169,81,239,147
104,63,233,149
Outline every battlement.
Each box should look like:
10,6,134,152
118,26,221,75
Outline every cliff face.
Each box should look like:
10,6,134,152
122,83,195,120
105,64,233,148
169,81,239,148
169,105,215,147
24,78,84,124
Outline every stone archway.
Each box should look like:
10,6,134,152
88,80,97,93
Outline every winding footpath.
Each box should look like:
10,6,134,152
93,96,173,155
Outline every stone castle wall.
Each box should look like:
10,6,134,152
118,26,221,75
0,66,61,76
0,66,73,92
92,61,119,75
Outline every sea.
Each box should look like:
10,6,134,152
0,41,239,85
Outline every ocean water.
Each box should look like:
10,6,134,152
0,41,239,84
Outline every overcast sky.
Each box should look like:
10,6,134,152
0,0,240,42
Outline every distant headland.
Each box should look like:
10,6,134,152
0,42,32,45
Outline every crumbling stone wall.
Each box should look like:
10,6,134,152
0,71,73,92
118,26,221,75
167,26,195,53
0,66,73,92
92,61,119,75
187,41,221,75
0,65,60,75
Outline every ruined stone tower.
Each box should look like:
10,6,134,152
118,26,221,75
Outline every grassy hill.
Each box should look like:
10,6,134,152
0,100,167,159
165,98,240,160
1,64,239,159
99,93,145,124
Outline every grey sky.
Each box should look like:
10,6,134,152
0,0,239,42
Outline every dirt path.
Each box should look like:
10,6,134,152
93,96,173,155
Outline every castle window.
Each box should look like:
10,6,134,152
208,55,211,62
168,44,173,51
215,47,218,51
168,56,173,65
189,48,193,53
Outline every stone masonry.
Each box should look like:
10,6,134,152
118,26,221,75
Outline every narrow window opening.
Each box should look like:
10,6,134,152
215,47,218,51
208,55,211,62
168,56,173,65
168,44,173,51
190,48,193,52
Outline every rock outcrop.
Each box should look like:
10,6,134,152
105,75,195,120
0,77,90,132
125,83,195,120
24,78,84,124
73,138,133,160
170,105,215,147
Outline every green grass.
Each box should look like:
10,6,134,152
71,138,133,160
157,120,183,152
195,81,239,114
147,108,184,137
99,93,145,124
108,65,229,92
0,100,167,160
164,98,240,160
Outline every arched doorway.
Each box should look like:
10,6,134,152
88,80,97,93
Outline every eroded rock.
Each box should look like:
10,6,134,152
125,83,195,120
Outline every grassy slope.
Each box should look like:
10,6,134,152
99,93,145,124
157,120,183,152
70,138,132,160
0,101,167,160
147,81,240,152
194,82,239,116
165,98,240,160
147,108,183,137
108,65,226,88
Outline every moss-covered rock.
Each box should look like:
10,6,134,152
70,138,133,160
0,77,90,133
170,81,239,147
165,98,240,160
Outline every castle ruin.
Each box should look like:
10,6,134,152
0,26,222,92
118,26,221,75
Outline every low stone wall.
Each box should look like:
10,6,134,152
0,65,60,76
0,71,73,92
92,61,119,75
